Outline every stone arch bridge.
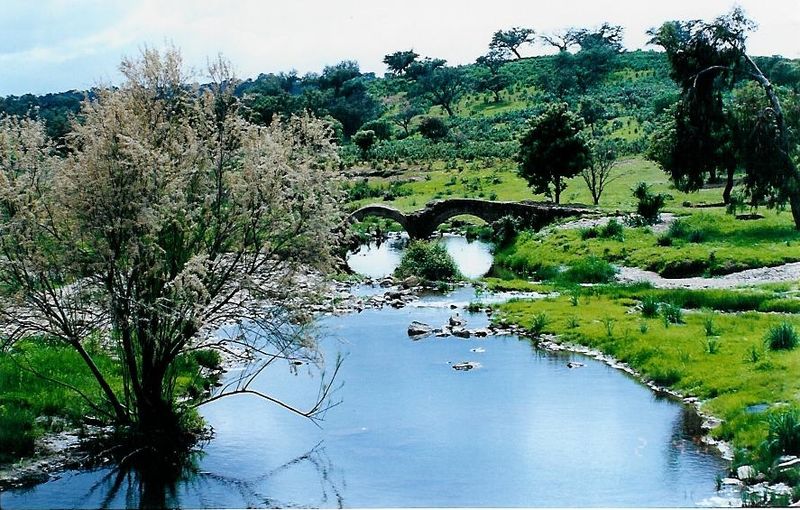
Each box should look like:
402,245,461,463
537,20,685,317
349,198,594,239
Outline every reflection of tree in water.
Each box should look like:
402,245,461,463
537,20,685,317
82,441,344,509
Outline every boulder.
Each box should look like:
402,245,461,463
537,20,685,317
451,327,471,338
407,321,433,337
401,276,420,288
737,465,757,481
566,362,585,369
449,314,466,327
452,361,480,371
472,328,490,338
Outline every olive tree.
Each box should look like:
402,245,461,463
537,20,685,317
517,103,591,204
0,48,344,457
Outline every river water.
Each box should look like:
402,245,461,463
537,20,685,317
1,236,733,508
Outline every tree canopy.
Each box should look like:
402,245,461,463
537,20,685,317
517,103,591,203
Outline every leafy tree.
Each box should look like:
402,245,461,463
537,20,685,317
579,98,606,134
418,116,449,141
0,49,344,459
415,66,468,117
475,50,512,102
389,99,424,137
517,103,591,203
353,129,377,158
359,119,392,140
383,50,419,76
319,60,362,94
489,27,536,60
649,8,800,221
406,57,447,80
582,138,619,205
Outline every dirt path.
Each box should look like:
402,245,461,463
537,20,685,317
617,262,800,289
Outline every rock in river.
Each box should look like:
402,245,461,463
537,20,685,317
408,321,433,337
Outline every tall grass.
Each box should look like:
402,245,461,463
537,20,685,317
765,322,799,351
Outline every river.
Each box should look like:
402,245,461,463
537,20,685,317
1,235,733,508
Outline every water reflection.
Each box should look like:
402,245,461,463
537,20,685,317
346,234,494,279
3,286,730,508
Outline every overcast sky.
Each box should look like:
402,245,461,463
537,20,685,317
1,0,798,96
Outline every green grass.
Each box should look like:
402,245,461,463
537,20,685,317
495,292,800,455
496,210,800,278
0,339,219,464
347,156,734,213
0,339,125,463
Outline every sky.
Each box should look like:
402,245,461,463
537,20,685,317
1,0,799,96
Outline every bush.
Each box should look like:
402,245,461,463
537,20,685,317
0,406,36,463
352,130,376,158
561,257,617,284
599,219,624,240
765,322,799,351
632,182,666,225
418,117,449,141
640,296,660,318
661,303,684,324
359,120,392,140
580,227,599,240
766,409,800,456
528,312,550,335
394,241,461,282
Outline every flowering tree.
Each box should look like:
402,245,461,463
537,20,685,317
0,48,344,454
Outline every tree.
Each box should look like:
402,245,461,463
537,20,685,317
582,138,619,205
475,50,512,102
383,50,419,76
415,66,467,117
390,99,423,137
0,48,344,459
353,129,377,158
540,29,581,52
489,27,536,60
648,8,800,221
517,103,591,204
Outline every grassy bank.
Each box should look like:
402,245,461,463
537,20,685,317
493,283,800,471
0,338,220,464
495,210,800,278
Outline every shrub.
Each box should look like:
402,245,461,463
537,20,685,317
640,296,660,318
703,315,718,337
661,303,684,324
765,322,799,351
418,117,449,141
632,182,666,225
194,349,222,370
599,219,624,240
579,226,598,240
394,241,461,282
766,409,800,456
704,337,721,354
359,120,392,140
528,312,550,335
0,406,35,463
561,256,617,284
352,130,376,158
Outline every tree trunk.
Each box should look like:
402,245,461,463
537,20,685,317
554,176,562,204
723,165,735,205
443,104,454,116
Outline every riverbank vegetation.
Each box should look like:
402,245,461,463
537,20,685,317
493,283,800,477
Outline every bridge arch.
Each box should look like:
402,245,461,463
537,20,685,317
349,199,593,240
